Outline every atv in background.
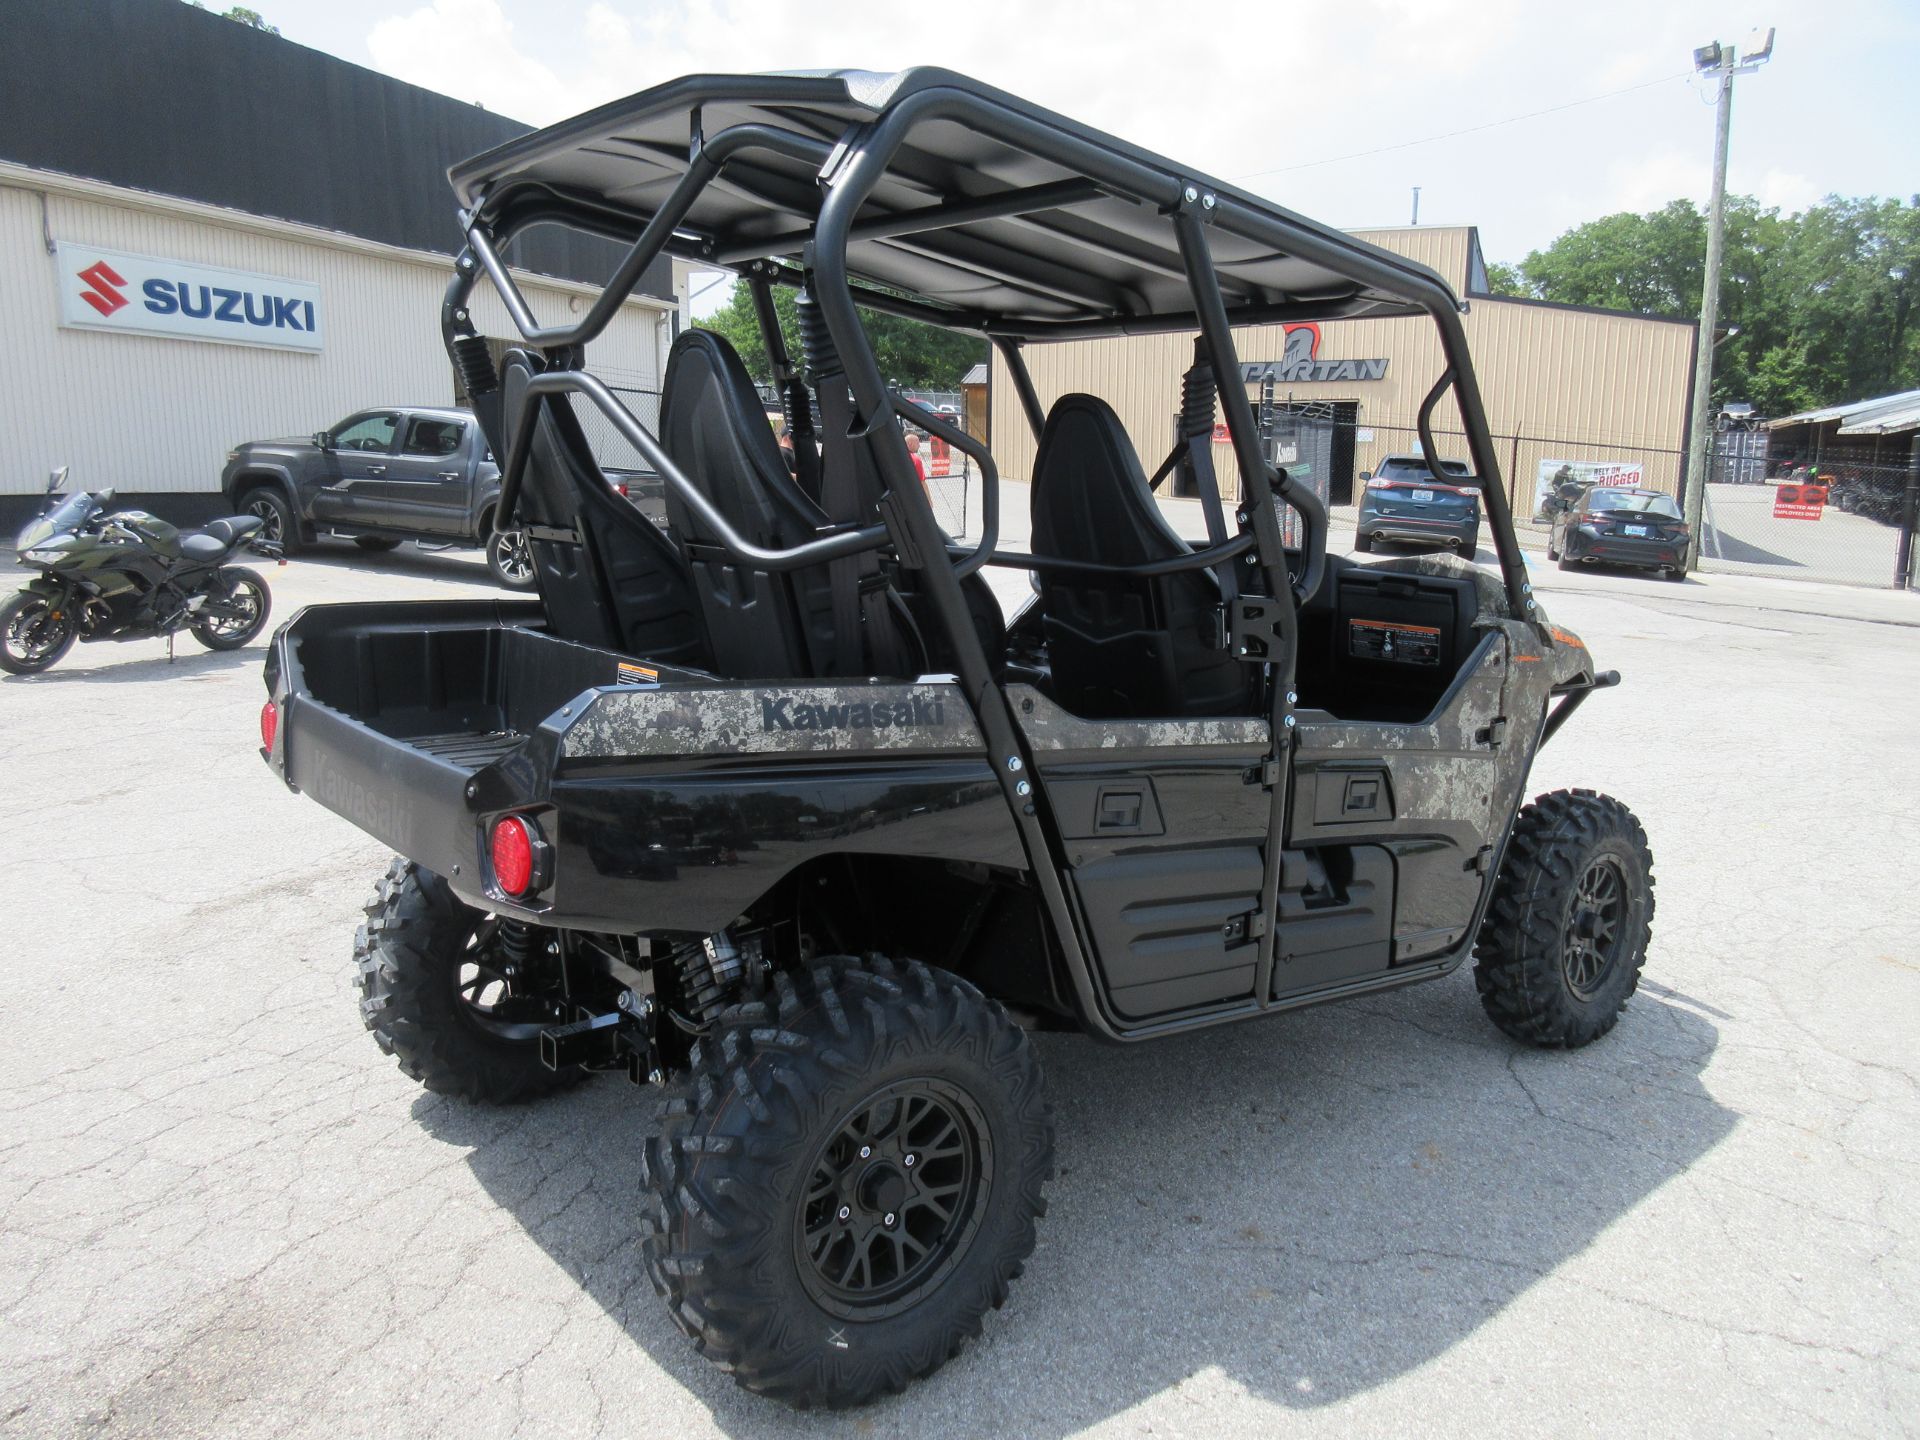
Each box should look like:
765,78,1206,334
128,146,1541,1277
261,69,1652,1407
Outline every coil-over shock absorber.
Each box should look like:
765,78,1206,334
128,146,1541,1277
795,287,840,381
451,334,498,398
1177,340,1218,444
672,931,752,1027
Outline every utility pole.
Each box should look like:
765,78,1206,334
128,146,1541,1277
1682,30,1774,567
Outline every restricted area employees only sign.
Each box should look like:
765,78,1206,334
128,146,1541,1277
55,242,323,353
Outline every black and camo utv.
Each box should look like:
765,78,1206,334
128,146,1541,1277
260,68,1653,1407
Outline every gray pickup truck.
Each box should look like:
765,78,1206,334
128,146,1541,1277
221,406,662,588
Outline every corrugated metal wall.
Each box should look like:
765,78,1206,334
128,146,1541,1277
989,227,1695,506
0,183,667,495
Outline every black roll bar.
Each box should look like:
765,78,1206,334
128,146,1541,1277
979,531,1256,578
889,392,1000,578
465,122,833,352
994,338,1046,442
496,370,889,573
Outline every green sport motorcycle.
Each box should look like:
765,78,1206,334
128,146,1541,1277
3,467,281,676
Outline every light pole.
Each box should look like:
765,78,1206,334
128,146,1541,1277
1682,28,1774,567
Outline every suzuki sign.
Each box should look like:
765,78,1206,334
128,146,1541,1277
55,243,323,353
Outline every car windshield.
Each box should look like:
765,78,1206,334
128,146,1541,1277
1589,490,1681,518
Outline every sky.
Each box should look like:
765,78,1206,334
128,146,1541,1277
240,0,1917,301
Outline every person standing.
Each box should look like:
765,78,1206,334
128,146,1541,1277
904,431,930,492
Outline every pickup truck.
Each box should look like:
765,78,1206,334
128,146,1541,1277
221,406,663,588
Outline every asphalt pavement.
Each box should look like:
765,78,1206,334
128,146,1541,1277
1,530,1916,1438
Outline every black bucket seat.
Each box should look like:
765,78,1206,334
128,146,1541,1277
1029,393,1248,719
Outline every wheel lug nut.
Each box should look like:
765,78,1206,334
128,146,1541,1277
837,1205,851,1221
883,1212,896,1227
858,1145,871,1159
904,1154,916,1168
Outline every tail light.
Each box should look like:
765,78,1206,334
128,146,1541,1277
259,700,279,753
613,482,630,498
489,815,545,898
1365,477,1394,491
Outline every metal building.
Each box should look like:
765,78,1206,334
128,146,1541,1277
990,225,1697,516
0,0,675,525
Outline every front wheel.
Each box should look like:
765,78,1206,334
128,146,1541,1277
1353,532,1375,553
641,956,1054,1407
241,486,301,556
486,527,536,589
1474,789,1654,1048
190,566,272,650
0,590,76,675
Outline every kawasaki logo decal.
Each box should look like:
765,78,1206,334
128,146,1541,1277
761,693,946,732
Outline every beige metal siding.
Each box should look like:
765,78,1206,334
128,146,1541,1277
0,182,667,495
989,260,1694,507
1347,226,1472,289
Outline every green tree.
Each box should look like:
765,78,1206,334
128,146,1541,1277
1481,260,1528,297
192,4,280,32
1498,194,1920,409
700,281,986,390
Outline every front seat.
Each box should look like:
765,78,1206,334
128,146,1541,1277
497,349,711,669
1029,394,1248,718
658,329,848,679
179,514,264,560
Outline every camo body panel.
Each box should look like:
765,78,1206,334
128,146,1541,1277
560,682,985,759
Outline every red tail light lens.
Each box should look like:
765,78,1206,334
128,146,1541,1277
259,700,278,752
490,815,537,897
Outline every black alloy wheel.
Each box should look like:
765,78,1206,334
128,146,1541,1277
796,1080,989,1321
243,489,300,554
1561,855,1628,998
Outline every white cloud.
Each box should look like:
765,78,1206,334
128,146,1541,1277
367,0,571,117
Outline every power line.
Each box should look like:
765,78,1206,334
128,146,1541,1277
1232,71,1693,181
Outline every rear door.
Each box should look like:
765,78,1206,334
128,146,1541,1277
1010,685,1275,1023
376,415,474,536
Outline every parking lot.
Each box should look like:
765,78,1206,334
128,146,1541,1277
2,534,1917,1439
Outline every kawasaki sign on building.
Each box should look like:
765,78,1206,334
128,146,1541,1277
55,243,324,353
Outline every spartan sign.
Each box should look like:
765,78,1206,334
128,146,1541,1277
1239,324,1390,384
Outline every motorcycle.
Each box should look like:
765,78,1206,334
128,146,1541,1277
2,467,283,676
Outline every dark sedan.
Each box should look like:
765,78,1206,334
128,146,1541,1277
1548,487,1690,581
1355,455,1481,554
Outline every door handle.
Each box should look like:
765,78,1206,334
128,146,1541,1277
437,470,462,479
1096,789,1144,831
366,465,386,476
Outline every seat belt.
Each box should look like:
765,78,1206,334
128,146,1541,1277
798,287,910,677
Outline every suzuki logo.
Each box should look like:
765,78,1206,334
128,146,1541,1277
76,261,129,317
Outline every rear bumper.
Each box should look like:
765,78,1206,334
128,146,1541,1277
1358,509,1479,549
1563,530,1685,569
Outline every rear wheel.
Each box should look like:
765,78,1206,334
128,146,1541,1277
1557,551,1578,571
241,486,301,556
640,955,1053,1407
1664,566,1688,582
1475,789,1653,1048
354,859,585,1103
486,526,535,589
0,591,76,675
1353,532,1375,553
190,566,271,650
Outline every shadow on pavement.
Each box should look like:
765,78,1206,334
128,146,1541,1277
287,539,506,588
0,644,264,685
416,969,1732,1433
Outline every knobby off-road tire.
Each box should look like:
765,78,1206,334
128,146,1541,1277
1474,789,1654,1048
353,859,585,1103
640,955,1054,1408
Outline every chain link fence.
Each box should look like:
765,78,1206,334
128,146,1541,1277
1699,460,1919,589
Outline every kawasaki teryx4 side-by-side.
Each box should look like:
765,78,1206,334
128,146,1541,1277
259,70,1653,1408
